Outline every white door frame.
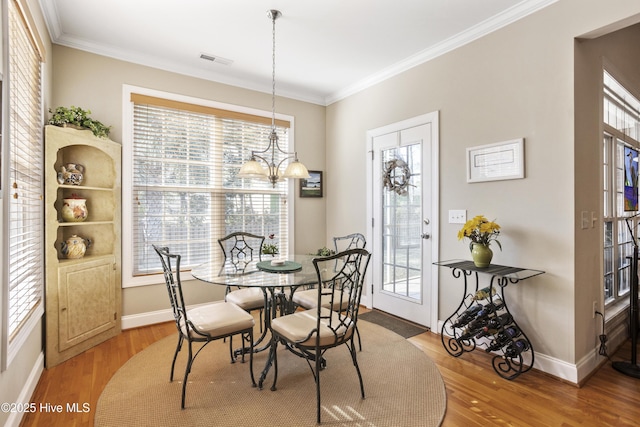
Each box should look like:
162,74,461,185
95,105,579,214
364,111,439,329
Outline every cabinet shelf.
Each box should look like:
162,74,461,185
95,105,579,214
58,184,114,191
57,220,114,226
57,253,116,266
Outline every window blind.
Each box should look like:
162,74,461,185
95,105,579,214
5,0,44,352
131,97,290,276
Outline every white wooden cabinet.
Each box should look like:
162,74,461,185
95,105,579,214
44,125,121,367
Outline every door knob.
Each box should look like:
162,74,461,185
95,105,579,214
421,233,430,239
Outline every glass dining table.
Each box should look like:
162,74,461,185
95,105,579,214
190,254,320,387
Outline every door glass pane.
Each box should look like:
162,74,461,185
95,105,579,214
381,143,422,300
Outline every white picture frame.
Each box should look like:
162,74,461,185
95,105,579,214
466,138,524,183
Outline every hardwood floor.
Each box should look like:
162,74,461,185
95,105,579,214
19,318,640,427
409,334,640,426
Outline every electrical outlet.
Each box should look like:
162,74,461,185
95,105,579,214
448,209,467,224
581,211,589,229
593,300,598,318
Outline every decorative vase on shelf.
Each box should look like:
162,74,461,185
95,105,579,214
57,163,85,186
471,243,493,268
61,198,88,222
60,234,91,259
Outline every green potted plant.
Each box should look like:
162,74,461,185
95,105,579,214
314,247,335,256
47,106,111,138
262,234,279,255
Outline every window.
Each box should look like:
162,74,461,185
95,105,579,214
602,71,640,307
122,87,295,287
2,0,45,370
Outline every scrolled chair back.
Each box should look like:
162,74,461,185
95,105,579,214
312,248,371,346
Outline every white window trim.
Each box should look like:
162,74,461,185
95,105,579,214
121,84,296,288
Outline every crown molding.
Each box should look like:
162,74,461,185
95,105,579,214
40,0,558,107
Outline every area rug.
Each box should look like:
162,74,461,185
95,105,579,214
359,310,429,338
95,320,446,427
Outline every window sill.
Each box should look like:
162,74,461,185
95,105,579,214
605,297,629,323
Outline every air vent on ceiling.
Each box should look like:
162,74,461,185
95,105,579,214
200,53,233,66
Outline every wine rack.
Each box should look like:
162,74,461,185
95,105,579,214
435,260,544,380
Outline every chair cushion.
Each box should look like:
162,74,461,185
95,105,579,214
225,287,266,311
271,308,354,347
182,301,255,339
292,288,349,311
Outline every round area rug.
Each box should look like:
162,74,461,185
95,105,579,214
95,320,446,426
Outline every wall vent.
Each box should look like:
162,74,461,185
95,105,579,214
200,53,233,66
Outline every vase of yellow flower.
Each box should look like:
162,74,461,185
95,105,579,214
470,243,493,267
458,215,502,267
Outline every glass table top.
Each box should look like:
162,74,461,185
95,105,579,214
191,254,319,288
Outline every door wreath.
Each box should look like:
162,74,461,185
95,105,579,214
383,158,413,195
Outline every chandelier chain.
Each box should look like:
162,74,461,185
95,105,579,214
271,11,276,130
237,9,308,187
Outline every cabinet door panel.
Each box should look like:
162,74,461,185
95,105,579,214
58,257,116,351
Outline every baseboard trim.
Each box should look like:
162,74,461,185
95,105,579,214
121,308,174,329
121,302,216,330
6,352,44,427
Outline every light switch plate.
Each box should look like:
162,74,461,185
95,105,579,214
448,209,467,224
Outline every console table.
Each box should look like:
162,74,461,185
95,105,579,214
435,259,544,380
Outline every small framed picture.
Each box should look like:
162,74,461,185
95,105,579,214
467,138,525,183
300,170,323,198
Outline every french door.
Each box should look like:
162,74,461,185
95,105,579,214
367,113,439,327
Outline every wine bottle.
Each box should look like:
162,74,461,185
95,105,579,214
452,304,482,328
488,297,505,311
501,325,521,339
473,286,496,300
476,328,498,339
485,333,512,352
458,324,486,340
485,313,513,330
503,339,530,357
465,315,489,332
476,302,499,318
484,326,521,352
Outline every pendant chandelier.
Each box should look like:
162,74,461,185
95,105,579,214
238,9,309,187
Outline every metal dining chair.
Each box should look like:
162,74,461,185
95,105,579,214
267,248,371,424
333,232,366,253
292,233,367,350
153,245,256,409
218,232,267,330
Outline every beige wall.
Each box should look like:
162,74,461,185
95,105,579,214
49,45,327,316
575,21,640,365
327,0,640,378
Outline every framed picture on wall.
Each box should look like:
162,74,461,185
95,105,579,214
466,138,525,183
300,170,323,198
624,146,638,211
